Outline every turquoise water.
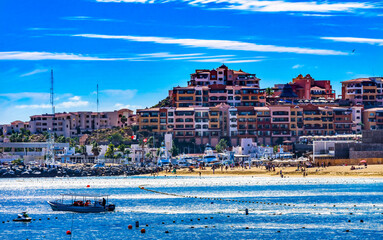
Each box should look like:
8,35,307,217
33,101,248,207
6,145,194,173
0,176,382,239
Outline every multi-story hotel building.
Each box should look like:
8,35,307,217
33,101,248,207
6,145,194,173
137,104,363,146
0,121,30,136
272,74,336,101
341,77,383,107
363,108,383,130
170,65,266,108
27,109,135,137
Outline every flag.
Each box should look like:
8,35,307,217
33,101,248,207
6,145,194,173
131,135,136,140
143,138,147,143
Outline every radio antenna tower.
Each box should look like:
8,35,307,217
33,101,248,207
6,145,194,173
50,69,55,115
46,69,56,167
96,84,99,141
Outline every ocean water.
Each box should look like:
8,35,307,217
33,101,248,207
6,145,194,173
0,176,382,240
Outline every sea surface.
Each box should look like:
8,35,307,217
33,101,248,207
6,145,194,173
0,176,382,240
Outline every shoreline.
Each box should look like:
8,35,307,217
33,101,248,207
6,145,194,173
153,165,383,178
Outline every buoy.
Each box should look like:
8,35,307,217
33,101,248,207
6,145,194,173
165,230,169,233
86,185,90,188
135,221,139,228
348,220,351,222
141,228,146,233
128,225,133,229
245,227,249,229
162,222,165,224
66,230,71,235
360,220,364,223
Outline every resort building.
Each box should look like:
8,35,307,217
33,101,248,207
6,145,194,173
187,64,260,87
341,77,383,107
272,74,336,101
0,120,30,136
27,108,135,137
170,65,265,108
137,104,363,146
363,108,383,130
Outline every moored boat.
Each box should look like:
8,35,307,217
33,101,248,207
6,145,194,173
48,193,115,213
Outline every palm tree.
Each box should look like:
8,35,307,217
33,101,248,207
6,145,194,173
91,142,101,158
120,115,128,126
266,87,274,96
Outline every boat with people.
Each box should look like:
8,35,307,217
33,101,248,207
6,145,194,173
13,212,32,222
202,144,219,165
47,193,115,213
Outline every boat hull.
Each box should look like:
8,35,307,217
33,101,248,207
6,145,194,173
47,201,112,213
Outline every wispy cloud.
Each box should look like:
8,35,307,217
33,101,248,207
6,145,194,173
95,0,377,14
321,37,383,46
289,13,338,17
0,92,49,101
100,89,137,99
15,96,89,109
73,34,347,55
115,103,142,111
28,27,77,31
132,52,262,63
62,16,122,22
292,64,304,69
20,69,49,77
138,52,204,58
0,51,128,61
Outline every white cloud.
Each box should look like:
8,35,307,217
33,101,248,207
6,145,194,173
15,96,89,109
74,34,347,55
20,69,49,77
62,16,122,22
69,96,81,101
95,0,376,13
57,100,89,108
115,103,142,110
15,104,51,109
138,52,204,58
292,64,304,69
0,92,49,101
101,89,137,99
321,37,383,46
289,13,337,17
0,51,128,61
224,59,262,63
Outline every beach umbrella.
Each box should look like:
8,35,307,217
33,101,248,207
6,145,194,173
360,160,367,163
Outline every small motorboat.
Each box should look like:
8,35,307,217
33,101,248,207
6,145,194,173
48,193,115,213
13,212,32,222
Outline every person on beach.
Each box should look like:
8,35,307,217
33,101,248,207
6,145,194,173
199,172,201,178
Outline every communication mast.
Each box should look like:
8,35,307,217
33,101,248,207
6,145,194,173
45,69,56,166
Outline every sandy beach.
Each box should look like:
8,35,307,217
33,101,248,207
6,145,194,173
156,165,383,178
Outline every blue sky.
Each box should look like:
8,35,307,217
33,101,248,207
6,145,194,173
1,0,382,124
